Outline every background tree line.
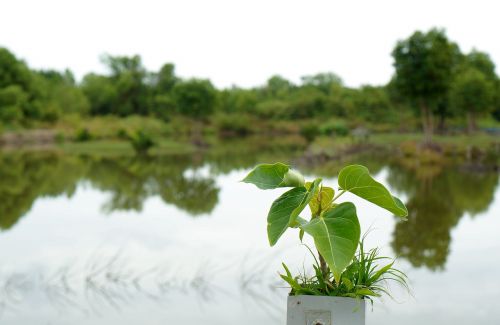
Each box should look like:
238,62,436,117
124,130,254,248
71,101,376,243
1,28,499,137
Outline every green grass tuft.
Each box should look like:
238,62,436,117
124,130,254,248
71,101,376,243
280,237,410,304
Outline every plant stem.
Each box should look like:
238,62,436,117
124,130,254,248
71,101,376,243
332,189,346,203
318,251,330,280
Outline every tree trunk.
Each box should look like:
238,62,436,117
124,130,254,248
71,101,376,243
466,111,476,134
428,109,434,138
191,120,207,148
437,114,446,134
420,103,434,143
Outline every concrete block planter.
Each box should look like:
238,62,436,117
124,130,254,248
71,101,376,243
287,295,365,325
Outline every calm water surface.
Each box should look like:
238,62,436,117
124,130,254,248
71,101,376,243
0,142,498,324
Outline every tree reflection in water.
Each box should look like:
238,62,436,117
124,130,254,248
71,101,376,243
0,137,303,230
0,145,498,275
0,153,221,230
387,162,498,270
295,148,498,270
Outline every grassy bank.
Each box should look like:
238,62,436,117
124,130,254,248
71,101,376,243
1,115,499,161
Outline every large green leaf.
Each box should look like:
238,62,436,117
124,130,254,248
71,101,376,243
301,202,360,282
267,178,321,246
338,165,408,217
242,163,305,190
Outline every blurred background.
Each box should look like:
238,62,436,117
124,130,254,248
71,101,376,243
0,1,499,324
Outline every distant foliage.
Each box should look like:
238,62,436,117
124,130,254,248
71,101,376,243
129,130,155,153
300,124,320,143
172,79,216,119
319,121,349,137
75,128,93,142
392,28,459,140
450,67,495,132
0,85,28,122
1,34,499,135
214,114,253,136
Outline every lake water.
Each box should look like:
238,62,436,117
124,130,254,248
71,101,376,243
0,141,499,325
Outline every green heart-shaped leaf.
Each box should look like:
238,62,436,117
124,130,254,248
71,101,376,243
242,163,305,190
338,165,408,217
301,202,360,282
267,178,321,246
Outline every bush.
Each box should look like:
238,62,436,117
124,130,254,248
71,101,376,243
320,121,349,136
172,79,216,119
255,100,289,119
54,132,65,143
214,114,254,137
0,85,27,123
75,128,92,142
116,128,128,139
129,130,155,153
300,124,320,143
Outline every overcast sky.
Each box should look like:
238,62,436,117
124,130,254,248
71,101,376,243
1,0,499,88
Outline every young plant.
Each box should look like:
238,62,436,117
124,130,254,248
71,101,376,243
243,163,408,297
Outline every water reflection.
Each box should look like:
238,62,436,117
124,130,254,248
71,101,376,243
0,137,305,230
0,153,221,230
85,155,220,215
387,163,498,270
0,152,83,230
0,144,498,272
0,249,283,319
0,141,499,324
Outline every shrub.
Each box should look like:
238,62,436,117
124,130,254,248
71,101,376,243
254,100,289,119
75,128,92,142
320,121,349,136
129,130,155,153
116,128,128,139
300,124,320,143
214,114,254,137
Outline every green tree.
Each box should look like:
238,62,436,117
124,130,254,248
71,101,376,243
35,69,90,117
464,50,500,122
493,82,500,122
155,63,177,93
218,87,258,114
149,63,178,121
287,87,326,119
0,85,28,122
0,48,43,122
450,67,494,133
172,79,216,118
352,86,396,123
392,29,458,141
101,54,149,115
466,50,497,81
301,72,342,95
0,48,32,91
264,75,293,99
81,73,118,115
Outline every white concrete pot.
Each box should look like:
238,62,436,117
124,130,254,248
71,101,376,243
287,295,365,325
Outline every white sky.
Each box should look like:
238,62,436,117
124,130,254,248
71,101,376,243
1,0,499,89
